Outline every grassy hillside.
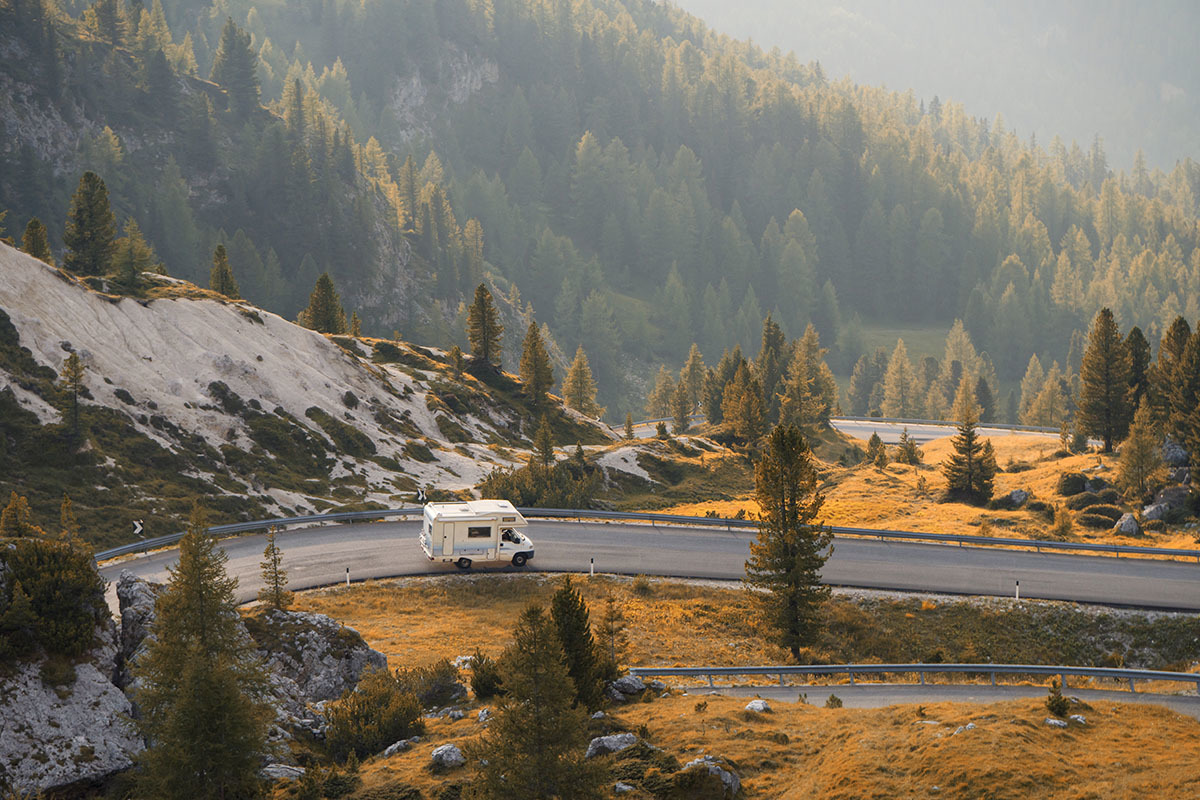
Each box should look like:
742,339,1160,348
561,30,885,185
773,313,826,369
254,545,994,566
281,574,1200,799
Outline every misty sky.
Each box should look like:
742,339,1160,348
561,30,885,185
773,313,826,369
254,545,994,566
672,0,1198,170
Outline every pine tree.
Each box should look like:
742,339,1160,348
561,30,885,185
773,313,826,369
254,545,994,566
209,17,259,118
467,283,503,366
680,344,706,409
563,346,601,417
257,529,293,610
779,324,837,428
896,428,923,465
881,339,921,418
1165,329,1200,465
846,354,876,416
623,412,634,440
941,379,998,504
596,596,627,678
21,217,54,265
350,311,362,337
59,493,80,542
110,218,162,289
519,320,554,404
208,244,241,298
1148,317,1192,428
469,605,605,800
1019,353,1046,421
0,492,38,538
645,365,675,418
1117,401,1167,504
671,378,691,434
1078,307,1131,452
299,273,347,334
865,432,885,465
974,376,995,423
721,363,766,442
63,171,116,276
0,581,37,659
744,425,832,661
135,503,271,800
532,415,555,468
549,576,603,710
58,351,86,437
1125,326,1152,411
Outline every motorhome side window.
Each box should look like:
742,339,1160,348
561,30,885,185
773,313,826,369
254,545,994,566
467,526,492,538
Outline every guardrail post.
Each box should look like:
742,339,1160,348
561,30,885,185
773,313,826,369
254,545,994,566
707,674,714,688
1061,673,1067,690
1128,678,1136,693
848,671,855,685
919,671,925,686
990,672,996,686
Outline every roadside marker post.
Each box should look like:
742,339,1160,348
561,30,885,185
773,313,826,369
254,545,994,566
590,557,594,576
346,567,350,586
1015,580,1020,601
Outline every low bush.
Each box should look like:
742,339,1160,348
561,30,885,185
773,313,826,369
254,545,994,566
395,658,463,709
324,668,424,761
1076,512,1116,530
1056,473,1088,496
1084,504,1124,522
1065,492,1104,511
1046,679,1070,717
469,649,503,700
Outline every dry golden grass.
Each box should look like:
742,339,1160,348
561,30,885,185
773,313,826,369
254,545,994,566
653,433,1199,551
321,693,1200,800
616,694,1200,799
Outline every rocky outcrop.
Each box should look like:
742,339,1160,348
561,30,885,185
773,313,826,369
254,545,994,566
1113,513,1142,536
430,743,465,770
1162,439,1190,467
586,733,639,759
680,755,741,798
0,659,143,794
115,570,159,689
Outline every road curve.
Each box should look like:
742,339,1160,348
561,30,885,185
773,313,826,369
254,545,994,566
100,520,1200,612
829,418,1058,444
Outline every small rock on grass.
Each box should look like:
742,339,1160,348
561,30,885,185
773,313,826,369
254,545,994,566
431,743,465,769
1045,718,1068,728
744,699,771,713
585,733,638,759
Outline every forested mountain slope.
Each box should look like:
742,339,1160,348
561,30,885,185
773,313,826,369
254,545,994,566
2,0,1198,419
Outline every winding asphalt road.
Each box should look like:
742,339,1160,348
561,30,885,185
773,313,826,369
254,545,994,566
100,519,1200,612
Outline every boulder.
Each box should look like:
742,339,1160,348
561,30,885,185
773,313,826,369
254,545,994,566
260,764,306,781
1154,486,1191,510
1162,439,1190,467
383,737,420,757
477,708,492,723
1045,718,1068,728
1142,503,1170,521
0,661,144,794
606,685,627,703
615,781,636,794
744,699,771,713
1113,513,1142,536
1007,489,1030,507
431,743,465,770
585,733,639,759
1069,715,1087,725
611,675,646,695
590,710,606,719
116,570,161,689
648,679,667,691
680,755,741,798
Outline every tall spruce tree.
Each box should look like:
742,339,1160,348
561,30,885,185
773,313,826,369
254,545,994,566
549,576,603,710
299,272,347,334
519,320,553,404
779,324,837,428
63,171,116,276
974,375,995,423
1078,307,1131,452
1125,326,1152,411
1149,316,1192,428
671,378,691,434
624,412,634,440
209,17,259,118
532,414,555,468
21,218,54,265
881,338,921,418
680,343,706,409
469,605,604,800
208,244,240,298
110,218,162,289
1165,329,1200,464
135,503,270,800
563,346,601,417
744,424,832,660
941,378,997,504
646,365,675,418
467,283,503,366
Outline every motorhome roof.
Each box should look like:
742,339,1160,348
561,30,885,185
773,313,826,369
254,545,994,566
424,499,525,522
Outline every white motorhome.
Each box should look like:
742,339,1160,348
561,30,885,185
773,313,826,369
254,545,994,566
420,500,534,569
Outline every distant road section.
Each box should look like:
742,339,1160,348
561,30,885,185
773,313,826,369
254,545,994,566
100,520,1200,613
829,418,1058,444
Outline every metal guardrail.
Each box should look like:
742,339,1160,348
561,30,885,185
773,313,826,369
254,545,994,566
831,415,1059,434
628,663,1200,694
95,507,1200,563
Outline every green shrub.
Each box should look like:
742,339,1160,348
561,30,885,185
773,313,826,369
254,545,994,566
1046,679,1070,717
395,659,462,709
402,441,436,463
469,649,504,700
1076,512,1115,530
1084,504,1124,522
1065,492,1103,510
1097,488,1121,504
324,668,424,761
631,575,653,597
1,538,107,663
305,407,376,457
1056,473,1088,496
825,693,843,708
